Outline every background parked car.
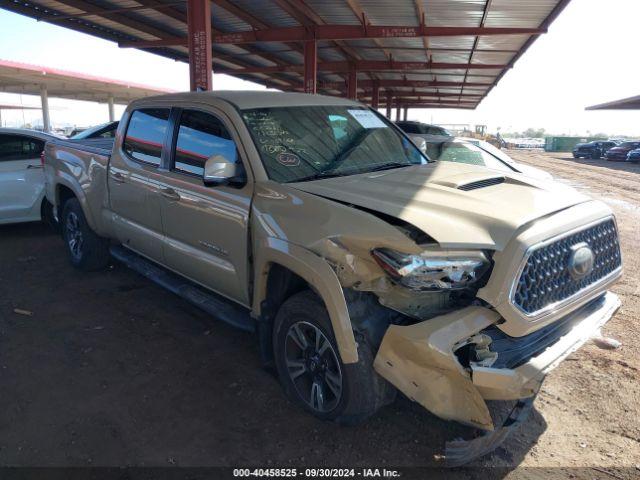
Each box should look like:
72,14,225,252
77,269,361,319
396,120,453,143
626,148,640,163
605,141,640,161
572,140,618,159
0,128,57,225
420,137,552,181
70,121,119,140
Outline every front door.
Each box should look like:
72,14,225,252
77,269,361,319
152,108,252,306
0,134,45,223
108,108,170,262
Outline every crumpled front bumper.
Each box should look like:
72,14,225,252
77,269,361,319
373,292,621,431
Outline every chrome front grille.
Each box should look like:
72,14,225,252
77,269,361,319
512,218,621,316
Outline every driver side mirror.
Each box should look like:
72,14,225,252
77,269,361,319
203,154,246,187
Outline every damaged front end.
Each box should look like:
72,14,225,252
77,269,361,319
310,222,621,465
311,232,507,431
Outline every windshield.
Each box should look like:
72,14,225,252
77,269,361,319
426,141,515,172
242,106,427,183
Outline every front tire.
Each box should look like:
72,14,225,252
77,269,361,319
61,198,110,271
273,290,394,425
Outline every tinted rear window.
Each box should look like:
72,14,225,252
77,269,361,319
123,109,170,165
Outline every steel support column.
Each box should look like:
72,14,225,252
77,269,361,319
187,0,212,91
396,103,401,122
371,80,379,109
40,85,50,133
107,95,115,122
303,40,317,94
386,92,392,119
347,69,357,100
403,106,408,121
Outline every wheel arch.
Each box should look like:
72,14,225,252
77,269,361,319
54,179,97,231
253,237,359,364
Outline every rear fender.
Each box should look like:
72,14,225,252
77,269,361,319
54,175,98,231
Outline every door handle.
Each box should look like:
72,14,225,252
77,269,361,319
160,187,181,201
27,164,43,169
111,172,125,183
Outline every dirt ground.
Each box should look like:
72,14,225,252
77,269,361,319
0,151,638,476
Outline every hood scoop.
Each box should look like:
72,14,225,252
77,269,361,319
458,176,505,191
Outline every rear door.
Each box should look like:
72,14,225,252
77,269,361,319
153,107,252,305
0,133,45,223
108,108,169,262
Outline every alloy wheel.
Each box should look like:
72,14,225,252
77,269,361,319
284,321,343,413
66,211,83,260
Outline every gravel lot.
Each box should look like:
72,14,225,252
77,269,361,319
0,151,638,476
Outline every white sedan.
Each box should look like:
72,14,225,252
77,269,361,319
409,135,552,181
0,128,58,225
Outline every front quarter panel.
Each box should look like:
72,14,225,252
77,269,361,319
250,181,422,364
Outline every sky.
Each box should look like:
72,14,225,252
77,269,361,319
0,0,638,136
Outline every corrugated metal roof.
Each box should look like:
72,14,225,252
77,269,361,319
0,0,572,109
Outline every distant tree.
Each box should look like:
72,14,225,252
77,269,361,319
591,132,608,138
523,127,546,138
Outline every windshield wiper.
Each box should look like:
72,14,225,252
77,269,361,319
290,171,345,183
365,162,412,173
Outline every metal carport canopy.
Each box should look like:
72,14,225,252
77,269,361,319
586,95,640,110
0,0,572,115
0,58,173,130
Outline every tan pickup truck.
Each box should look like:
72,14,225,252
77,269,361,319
44,91,622,464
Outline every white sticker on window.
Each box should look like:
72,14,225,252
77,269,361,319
347,109,387,129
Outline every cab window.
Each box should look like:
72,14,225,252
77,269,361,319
173,110,237,177
123,108,170,166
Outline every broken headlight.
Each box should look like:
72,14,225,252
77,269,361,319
371,248,490,290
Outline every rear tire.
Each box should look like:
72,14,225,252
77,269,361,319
61,198,110,271
273,290,394,425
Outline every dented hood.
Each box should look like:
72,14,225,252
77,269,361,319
290,162,589,250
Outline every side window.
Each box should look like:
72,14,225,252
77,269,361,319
123,108,170,166
26,139,44,157
0,135,43,161
173,110,237,176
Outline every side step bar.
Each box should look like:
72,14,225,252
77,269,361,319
110,245,255,333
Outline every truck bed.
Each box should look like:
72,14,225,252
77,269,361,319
47,137,114,156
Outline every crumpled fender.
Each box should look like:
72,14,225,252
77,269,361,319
374,306,501,430
253,236,359,364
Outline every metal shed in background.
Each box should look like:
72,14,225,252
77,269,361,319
0,0,572,119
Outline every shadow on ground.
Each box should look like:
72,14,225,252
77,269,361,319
0,223,545,472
